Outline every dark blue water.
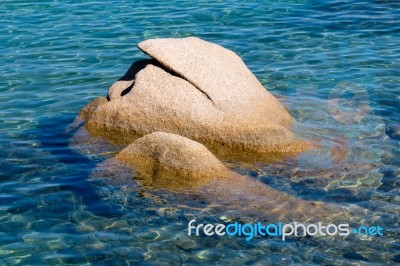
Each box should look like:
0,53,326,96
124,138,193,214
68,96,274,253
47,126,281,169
1,0,399,264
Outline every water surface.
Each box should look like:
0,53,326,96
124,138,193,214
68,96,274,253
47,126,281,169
1,0,399,264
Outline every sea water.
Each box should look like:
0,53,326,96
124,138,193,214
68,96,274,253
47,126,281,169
0,0,399,264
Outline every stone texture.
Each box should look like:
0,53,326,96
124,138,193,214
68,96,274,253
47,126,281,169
81,37,309,157
107,59,154,101
79,96,108,120
95,132,344,221
114,132,227,190
138,37,290,125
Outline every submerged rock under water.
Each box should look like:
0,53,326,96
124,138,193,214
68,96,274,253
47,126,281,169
91,132,349,222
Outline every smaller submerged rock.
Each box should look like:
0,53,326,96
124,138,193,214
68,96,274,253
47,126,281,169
115,132,227,190
94,132,345,221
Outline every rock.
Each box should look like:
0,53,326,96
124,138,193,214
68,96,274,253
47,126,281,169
386,123,400,141
72,37,354,222
95,132,344,221
203,172,343,221
107,59,155,101
81,37,309,158
138,37,289,125
79,96,108,120
114,132,227,190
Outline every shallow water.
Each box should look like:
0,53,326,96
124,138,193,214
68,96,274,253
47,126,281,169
1,0,400,264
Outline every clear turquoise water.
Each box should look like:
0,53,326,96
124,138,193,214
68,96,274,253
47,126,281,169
1,0,400,264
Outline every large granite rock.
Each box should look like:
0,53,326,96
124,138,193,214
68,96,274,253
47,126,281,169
82,37,309,157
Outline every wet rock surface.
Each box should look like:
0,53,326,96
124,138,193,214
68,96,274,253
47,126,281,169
91,132,345,221
81,37,309,156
